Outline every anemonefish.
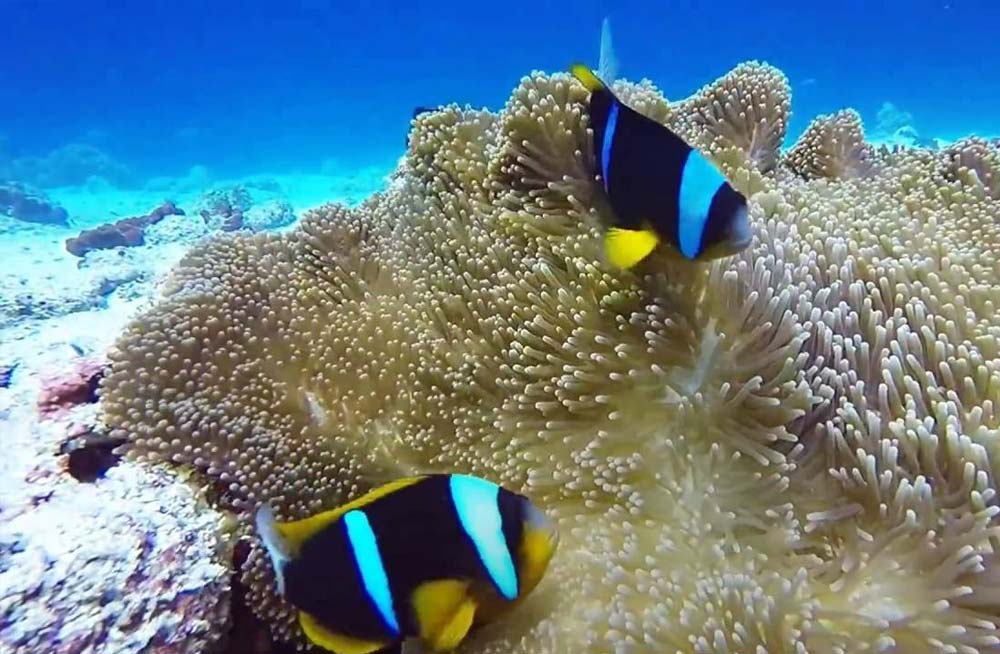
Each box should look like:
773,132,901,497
570,63,753,269
255,474,559,654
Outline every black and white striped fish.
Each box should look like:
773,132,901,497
256,473,558,654
571,63,752,269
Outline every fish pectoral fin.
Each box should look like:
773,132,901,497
299,611,388,654
411,579,476,652
604,227,660,269
429,597,476,652
569,63,606,92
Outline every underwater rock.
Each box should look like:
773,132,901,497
58,423,126,482
243,199,296,232
37,358,106,419
0,461,232,654
100,63,1000,654
195,184,297,233
65,201,185,257
244,177,284,193
196,184,251,232
0,182,69,225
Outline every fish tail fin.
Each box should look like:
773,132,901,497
570,63,607,93
598,17,618,82
255,503,292,596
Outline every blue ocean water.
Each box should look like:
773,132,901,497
2,0,997,187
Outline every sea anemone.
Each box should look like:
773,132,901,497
100,63,1000,653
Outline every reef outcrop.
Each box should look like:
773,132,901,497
0,354,231,654
65,201,186,257
0,182,69,225
99,61,1000,654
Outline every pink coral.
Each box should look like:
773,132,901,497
37,359,106,419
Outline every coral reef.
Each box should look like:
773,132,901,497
100,61,1000,654
197,185,251,232
1,142,135,188
0,352,231,654
65,201,185,257
0,182,69,225
195,185,297,233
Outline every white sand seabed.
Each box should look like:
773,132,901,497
47,167,391,228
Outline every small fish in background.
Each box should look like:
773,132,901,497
0,363,18,389
571,20,752,269
68,342,87,357
256,473,558,654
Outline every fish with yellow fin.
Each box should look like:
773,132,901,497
255,473,559,654
570,63,752,269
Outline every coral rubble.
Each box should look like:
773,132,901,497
65,201,186,257
0,353,231,654
100,61,1000,654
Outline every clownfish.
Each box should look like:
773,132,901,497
570,63,752,269
255,474,559,654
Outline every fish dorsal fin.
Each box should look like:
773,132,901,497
604,227,660,269
299,611,388,654
276,476,427,550
412,579,475,650
598,17,618,83
570,63,607,93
